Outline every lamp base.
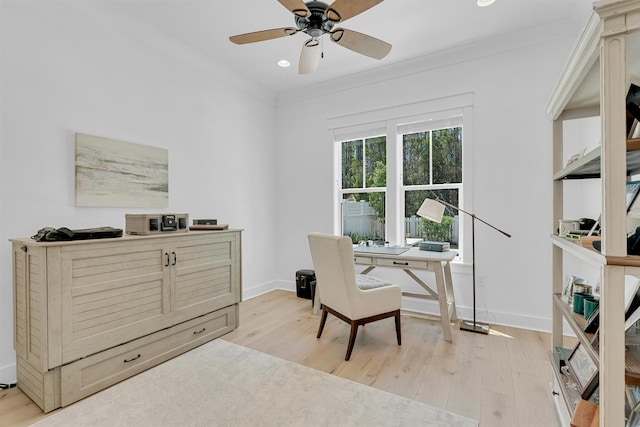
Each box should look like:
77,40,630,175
460,320,490,335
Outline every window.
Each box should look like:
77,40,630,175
329,94,472,262
339,136,387,244
402,125,463,248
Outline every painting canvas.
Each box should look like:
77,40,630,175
75,133,168,207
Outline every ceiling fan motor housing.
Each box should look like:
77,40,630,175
296,1,335,38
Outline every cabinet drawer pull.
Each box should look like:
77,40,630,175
165,252,170,267
172,251,177,266
193,327,206,335
123,354,141,363
393,261,409,266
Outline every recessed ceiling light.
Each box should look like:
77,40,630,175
277,59,291,68
477,0,496,6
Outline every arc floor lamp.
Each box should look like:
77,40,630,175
417,197,511,334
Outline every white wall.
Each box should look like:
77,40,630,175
0,0,591,386
274,22,582,332
0,1,279,383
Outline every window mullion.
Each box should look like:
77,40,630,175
429,130,433,185
385,119,403,247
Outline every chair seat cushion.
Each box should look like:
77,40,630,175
356,274,393,290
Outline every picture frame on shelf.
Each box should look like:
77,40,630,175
562,275,576,304
584,306,599,334
628,401,640,427
627,82,640,138
628,181,640,213
627,385,640,424
628,385,640,409
627,278,640,322
566,342,599,400
563,274,586,305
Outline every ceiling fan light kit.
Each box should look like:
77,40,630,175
229,0,391,75
477,0,496,7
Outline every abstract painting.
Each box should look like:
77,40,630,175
75,133,168,207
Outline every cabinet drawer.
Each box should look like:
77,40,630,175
354,256,373,265
60,305,237,407
376,258,428,269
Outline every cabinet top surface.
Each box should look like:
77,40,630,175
10,229,243,246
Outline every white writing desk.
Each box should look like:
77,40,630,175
353,246,458,342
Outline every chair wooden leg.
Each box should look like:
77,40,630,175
395,310,402,346
345,321,359,361
317,308,329,339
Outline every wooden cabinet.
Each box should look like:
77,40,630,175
546,1,640,425
11,230,241,412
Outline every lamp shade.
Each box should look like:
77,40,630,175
417,198,446,223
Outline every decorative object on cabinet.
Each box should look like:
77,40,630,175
417,197,511,335
566,149,586,167
584,307,600,334
573,292,592,315
583,297,600,326
75,133,169,208
628,400,640,427
567,342,599,400
10,229,242,412
560,220,581,236
626,279,640,323
628,182,640,211
563,274,587,304
627,83,640,137
31,226,123,242
125,213,189,235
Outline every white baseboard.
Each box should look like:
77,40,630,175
242,279,295,301
252,280,552,332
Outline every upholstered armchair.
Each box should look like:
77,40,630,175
307,233,402,361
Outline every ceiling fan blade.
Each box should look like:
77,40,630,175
229,27,298,45
278,0,310,17
330,28,391,59
299,38,322,74
325,0,383,23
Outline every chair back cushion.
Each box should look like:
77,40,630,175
307,233,358,318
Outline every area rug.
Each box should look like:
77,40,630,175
31,340,477,427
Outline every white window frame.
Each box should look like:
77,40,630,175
328,93,473,264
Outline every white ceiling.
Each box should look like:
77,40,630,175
72,0,594,95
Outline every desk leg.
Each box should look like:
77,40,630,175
444,262,457,322
434,266,453,342
359,266,375,275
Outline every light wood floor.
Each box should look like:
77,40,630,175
0,289,560,426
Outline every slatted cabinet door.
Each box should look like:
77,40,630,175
59,239,170,364
13,244,47,371
170,231,241,320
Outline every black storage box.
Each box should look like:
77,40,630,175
295,269,316,301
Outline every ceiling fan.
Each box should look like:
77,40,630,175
229,0,391,74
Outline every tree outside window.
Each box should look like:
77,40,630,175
403,127,462,246
340,136,386,243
